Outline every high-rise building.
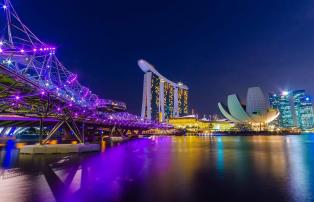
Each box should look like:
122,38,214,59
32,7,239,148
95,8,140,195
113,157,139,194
139,59,189,122
293,90,314,130
269,91,295,128
269,90,314,130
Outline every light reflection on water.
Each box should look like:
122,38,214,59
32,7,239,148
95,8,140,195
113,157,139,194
0,135,314,202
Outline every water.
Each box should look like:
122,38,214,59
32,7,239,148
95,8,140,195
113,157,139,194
1,135,314,202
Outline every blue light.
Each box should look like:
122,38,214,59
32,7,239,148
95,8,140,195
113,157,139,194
282,91,289,96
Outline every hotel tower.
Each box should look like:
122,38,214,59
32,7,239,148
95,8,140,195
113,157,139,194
138,59,189,122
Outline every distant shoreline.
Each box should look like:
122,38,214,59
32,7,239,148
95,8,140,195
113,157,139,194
205,132,303,136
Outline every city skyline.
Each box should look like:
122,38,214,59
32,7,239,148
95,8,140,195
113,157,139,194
269,90,314,130
1,1,314,202
14,0,314,115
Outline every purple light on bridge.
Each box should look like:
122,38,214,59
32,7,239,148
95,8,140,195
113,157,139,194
66,74,77,84
0,0,173,133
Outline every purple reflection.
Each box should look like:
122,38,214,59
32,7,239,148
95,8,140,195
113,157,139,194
59,138,171,201
1,136,314,202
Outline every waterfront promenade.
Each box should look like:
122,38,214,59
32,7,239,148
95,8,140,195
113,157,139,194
1,135,314,202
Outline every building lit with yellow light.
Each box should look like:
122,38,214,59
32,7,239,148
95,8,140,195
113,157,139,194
209,120,236,132
139,59,189,122
168,115,235,133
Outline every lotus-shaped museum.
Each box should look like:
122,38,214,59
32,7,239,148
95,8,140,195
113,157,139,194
218,87,279,124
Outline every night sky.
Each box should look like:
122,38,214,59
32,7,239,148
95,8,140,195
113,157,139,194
15,0,314,116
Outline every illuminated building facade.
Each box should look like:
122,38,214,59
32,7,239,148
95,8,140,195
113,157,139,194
218,87,279,128
168,115,235,133
139,60,189,122
293,90,314,130
269,91,295,128
269,90,314,130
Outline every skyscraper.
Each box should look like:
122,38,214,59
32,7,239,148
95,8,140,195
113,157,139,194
139,59,189,122
293,90,314,130
269,90,314,130
269,91,295,128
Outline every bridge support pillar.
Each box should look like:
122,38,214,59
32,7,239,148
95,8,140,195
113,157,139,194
42,109,83,144
63,126,72,141
82,123,85,143
39,117,43,145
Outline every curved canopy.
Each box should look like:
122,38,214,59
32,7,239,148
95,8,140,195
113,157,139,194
138,59,188,90
246,87,268,115
227,94,251,122
218,102,240,123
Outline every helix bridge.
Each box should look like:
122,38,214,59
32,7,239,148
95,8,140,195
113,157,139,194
0,0,171,143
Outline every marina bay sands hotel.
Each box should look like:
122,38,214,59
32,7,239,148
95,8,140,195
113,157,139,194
138,60,189,122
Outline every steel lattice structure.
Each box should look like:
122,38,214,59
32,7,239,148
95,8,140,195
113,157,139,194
0,0,172,142
0,0,125,111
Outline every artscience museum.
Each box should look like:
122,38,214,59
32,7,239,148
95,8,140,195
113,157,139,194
218,87,279,128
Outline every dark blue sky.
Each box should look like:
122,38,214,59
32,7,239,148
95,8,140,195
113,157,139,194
15,0,314,115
